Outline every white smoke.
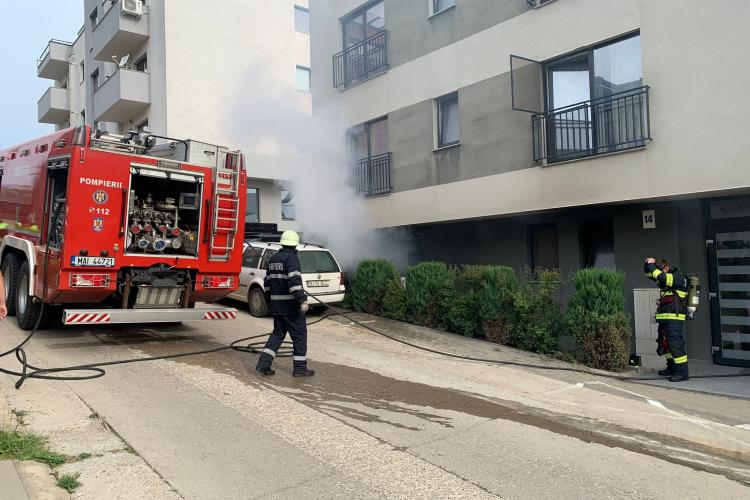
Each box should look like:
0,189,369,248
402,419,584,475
227,65,412,272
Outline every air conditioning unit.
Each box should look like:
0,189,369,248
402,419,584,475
122,0,143,17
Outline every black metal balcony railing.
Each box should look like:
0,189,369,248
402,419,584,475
532,86,651,163
333,30,388,89
352,153,392,196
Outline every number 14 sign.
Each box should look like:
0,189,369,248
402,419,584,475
642,210,656,229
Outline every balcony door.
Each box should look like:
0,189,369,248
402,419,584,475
340,1,386,86
347,117,389,195
545,34,643,161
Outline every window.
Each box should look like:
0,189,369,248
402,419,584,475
260,248,277,270
347,116,388,161
431,0,456,15
243,246,262,268
81,110,86,124
246,188,259,223
135,54,147,72
298,251,340,273
137,120,149,133
342,1,385,48
530,224,559,270
294,6,310,33
544,34,644,161
281,189,296,221
91,69,100,90
436,92,459,148
80,61,85,84
89,8,98,28
295,66,311,92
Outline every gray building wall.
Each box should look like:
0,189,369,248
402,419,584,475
389,72,534,193
385,0,530,69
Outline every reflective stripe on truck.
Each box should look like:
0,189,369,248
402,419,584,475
63,306,238,325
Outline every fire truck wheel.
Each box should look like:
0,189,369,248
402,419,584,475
248,287,269,318
15,261,50,331
2,253,22,317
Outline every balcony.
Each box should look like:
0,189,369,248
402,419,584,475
37,87,70,124
532,86,651,163
351,153,392,196
92,0,149,62
93,69,150,122
333,30,388,89
37,40,72,80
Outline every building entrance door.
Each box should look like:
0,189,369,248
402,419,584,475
707,198,750,367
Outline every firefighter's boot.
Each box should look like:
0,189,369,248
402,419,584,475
658,358,675,377
293,361,315,377
669,361,689,382
255,352,275,376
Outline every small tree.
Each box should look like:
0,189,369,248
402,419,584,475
351,260,400,315
565,268,632,371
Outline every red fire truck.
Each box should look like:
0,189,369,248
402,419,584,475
0,125,245,329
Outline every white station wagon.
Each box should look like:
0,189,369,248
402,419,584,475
227,241,346,317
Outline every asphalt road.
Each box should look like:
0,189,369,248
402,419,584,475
1,305,749,499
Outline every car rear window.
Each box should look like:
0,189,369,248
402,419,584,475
298,251,340,273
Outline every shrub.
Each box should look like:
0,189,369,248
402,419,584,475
473,266,518,342
405,262,455,328
565,268,633,371
506,268,563,354
351,260,400,315
382,279,407,321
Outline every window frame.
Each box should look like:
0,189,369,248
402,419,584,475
91,69,100,91
135,54,148,72
294,5,310,34
347,115,388,161
89,8,98,28
435,91,460,149
429,0,456,17
341,0,385,49
295,65,311,92
245,187,260,224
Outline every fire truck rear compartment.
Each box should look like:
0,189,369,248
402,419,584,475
121,265,194,309
126,170,202,256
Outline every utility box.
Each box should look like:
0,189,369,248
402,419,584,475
634,288,662,370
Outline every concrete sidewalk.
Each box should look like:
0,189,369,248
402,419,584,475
636,359,750,399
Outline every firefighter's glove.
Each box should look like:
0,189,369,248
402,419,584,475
300,301,309,314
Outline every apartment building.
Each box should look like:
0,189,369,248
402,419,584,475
36,0,312,231
310,0,750,369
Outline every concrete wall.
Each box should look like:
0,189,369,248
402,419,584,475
389,71,534,192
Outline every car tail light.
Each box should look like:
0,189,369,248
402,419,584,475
340,272,346,287
202,276,235,289
71,274,110,288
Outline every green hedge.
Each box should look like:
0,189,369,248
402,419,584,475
382,279,407,321
405,262,454,328
351,260,400,316
565,268,632,371
505,268,563,354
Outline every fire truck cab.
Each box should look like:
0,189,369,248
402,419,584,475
0,125,246,329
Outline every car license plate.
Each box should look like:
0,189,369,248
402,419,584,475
307,280,329,288
70,256,115,268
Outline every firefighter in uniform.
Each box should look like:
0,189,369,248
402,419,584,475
255,231,314,377
644,257,689,382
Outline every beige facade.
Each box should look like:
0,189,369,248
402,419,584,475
36,0,311,231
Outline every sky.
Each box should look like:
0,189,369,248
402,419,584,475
0,1,82,148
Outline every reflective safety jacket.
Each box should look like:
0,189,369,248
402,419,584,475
264,247,307,316
645,262,688,322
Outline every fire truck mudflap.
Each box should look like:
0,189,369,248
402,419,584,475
62,305,238,325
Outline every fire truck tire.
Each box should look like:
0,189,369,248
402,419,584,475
2,253,22,317
248,287,269,318
15,261,49,331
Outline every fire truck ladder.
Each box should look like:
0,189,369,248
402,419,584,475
209,154,241,261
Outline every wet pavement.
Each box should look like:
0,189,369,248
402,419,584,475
1,310,749,498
